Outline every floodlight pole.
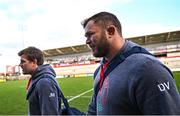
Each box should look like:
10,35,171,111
22,24,25,48
19,24,27,48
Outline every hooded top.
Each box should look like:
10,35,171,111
26,64,61,115
88,40,180,115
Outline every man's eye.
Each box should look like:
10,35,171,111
86,32,94,38
20,60,26,64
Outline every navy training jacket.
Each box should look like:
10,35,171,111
26,64,61,115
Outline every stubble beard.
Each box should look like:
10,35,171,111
93,34,109,58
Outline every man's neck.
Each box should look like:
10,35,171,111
106,37,125,61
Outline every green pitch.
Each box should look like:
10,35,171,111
173,71,180,91
0,77,93,115
0,72,180,115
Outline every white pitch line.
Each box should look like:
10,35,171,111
66,96,92,98
67,88,93,102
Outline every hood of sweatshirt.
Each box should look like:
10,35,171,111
31,64,56,80
26,64,57,99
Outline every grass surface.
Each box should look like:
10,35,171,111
173,71,180,92
0,77,93,115
0,72,179,115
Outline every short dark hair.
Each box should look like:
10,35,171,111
81,12,122,36
18,46,44,65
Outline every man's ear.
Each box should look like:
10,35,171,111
107,26,115,35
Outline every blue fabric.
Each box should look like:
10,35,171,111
94,46,154,105
88,40,180,115
26,64,61,115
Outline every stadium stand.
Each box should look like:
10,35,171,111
3,30,179,78
43,30,180,78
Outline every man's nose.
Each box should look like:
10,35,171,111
86,37,91,44
19,64,22,67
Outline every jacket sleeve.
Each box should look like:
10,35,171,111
133,60,180,115
35,76,61,115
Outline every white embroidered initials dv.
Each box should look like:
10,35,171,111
49,92,55,97
157,82,170,92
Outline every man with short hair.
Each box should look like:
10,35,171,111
82,12,180,115
18,46,62,115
